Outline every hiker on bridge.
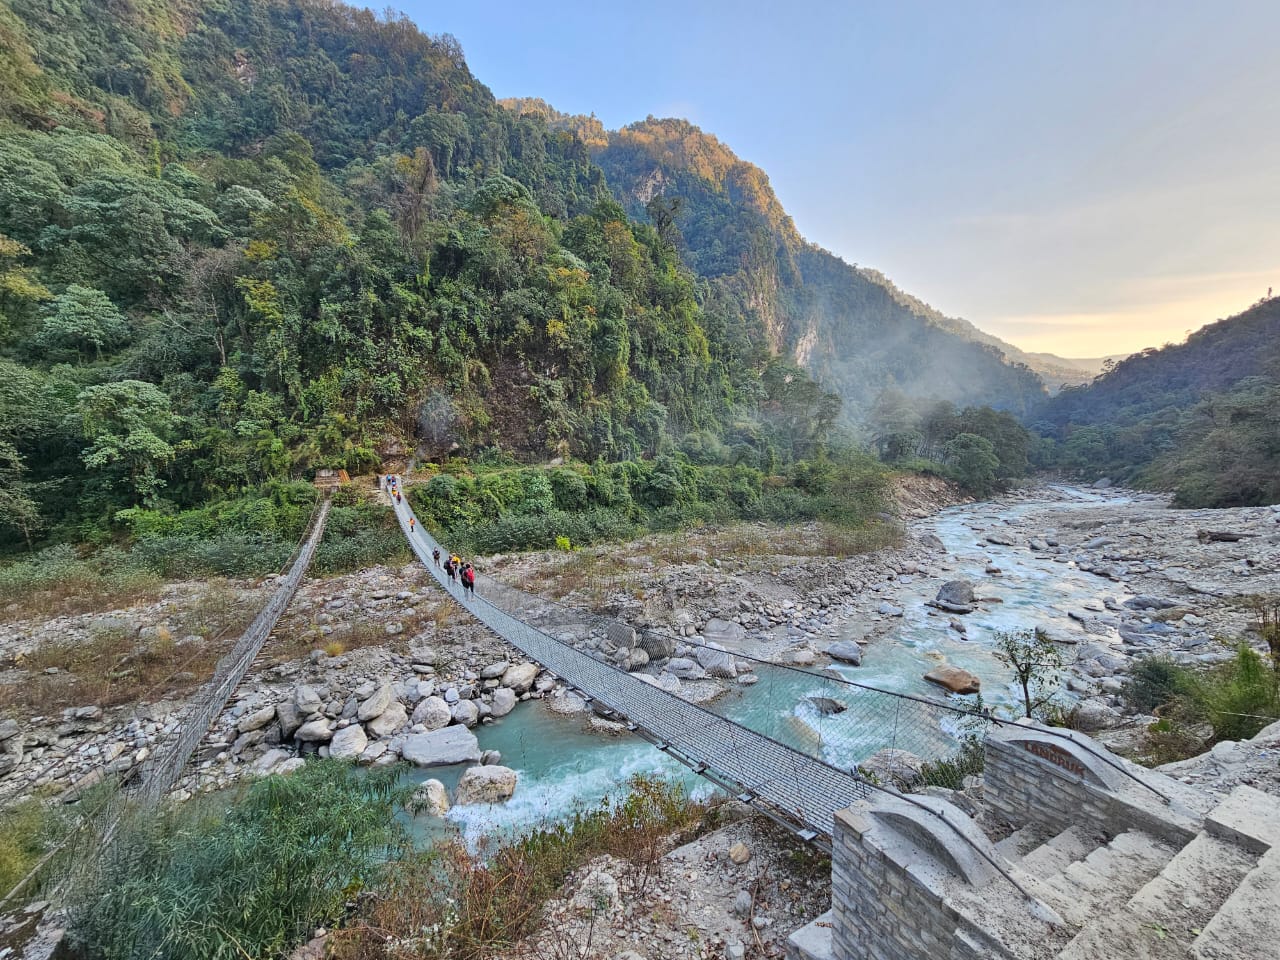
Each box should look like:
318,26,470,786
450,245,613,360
444,556,458,582
461,562,476,598
432,547,441,567
409,517,415,533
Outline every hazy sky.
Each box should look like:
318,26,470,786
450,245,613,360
397,1,1279,357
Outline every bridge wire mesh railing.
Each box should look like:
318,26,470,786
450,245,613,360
0,495,331,910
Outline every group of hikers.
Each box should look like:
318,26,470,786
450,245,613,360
383,474,477,598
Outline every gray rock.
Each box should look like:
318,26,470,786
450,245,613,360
606,622,637,650
328,724,368,760
807,696,847,716
666,657,706,680
454,764,518,805
703,618,746,646
0,718,20,742
357,684,394,721
402,726,482,767
1125,595,1179,611
877,602,905,617
638,630,676,660
934,580,976,614
859,748,925,789
411,696,451,731
411,778,450,816
367,700,408,738
479,661,510,680
252,748,292,775
825,641,863,666
490,688,517,718
237,705,277,734
695,643,737,679
294,684,323,714
294,718,333,742
276,702,304,739
451,699,479,728
1072,699,1120,731
500,662,539,693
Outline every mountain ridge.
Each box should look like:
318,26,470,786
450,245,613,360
499,99,1109,393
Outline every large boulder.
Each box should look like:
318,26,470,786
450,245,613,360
825,641,863,666
451,699,479,728
923,666,981,695
276,701,304,739
695,643,737,679
934,580,976,614
367,700,408,738
0,723,23,777
401,726,481,768
490,688,517,718
453,764,518,805
294,684,323,714
328,724,368,760
638,630,677,661
294,718,333,742
357,683,395,722
237,705,278,734
500,662,539,694
667,657,706,681
480,661,510,680
411,778,450,817
606,622,637,650
411,696,452,731
860,749,926,789
703,619,746,647
251,748,293,776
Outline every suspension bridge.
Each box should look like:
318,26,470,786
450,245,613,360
388,479,875,843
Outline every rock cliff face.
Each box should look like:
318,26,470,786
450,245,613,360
576,116,1049,419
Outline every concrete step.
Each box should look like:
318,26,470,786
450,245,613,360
1056,833,1255,960
1017,825,1097,880
1191,847,1280,960
1032,829,1176,928
995,823,1046,860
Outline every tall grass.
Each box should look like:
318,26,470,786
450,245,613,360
67,761,409,960
1126,644,1280,763
328,776,713,960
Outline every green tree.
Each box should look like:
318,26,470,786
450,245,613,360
994,628,1067,719
945,433,999,495
74,380,176,506
34,285,129,362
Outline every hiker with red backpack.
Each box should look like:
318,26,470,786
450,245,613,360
461,562,476,598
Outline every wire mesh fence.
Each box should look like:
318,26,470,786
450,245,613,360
1,497,331,909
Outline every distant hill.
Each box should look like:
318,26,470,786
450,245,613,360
1036,298,1280,506
500,106,1050,419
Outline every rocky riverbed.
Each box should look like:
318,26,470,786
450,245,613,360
3,479,1279,824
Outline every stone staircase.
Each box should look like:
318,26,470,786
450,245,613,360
787,723,1280,960
991,788,1280,960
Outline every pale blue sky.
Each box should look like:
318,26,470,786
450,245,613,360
397,1,1280,355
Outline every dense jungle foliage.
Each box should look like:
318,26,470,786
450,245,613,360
1032,299,1280,506
0,0,865,561
502,106,1051,419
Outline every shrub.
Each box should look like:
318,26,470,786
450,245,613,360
1124,656,1194,714
68,761,408,960
916,736,985,790
0,800,65,900
1193,643,1280,743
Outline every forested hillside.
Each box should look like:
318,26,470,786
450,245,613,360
1035,298,1280,506
500,108,1050,418
0,0,852,556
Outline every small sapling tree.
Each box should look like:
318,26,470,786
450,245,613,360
994,628,1067,719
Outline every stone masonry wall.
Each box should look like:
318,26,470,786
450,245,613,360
830,806,1014,960
983,724,1202,847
